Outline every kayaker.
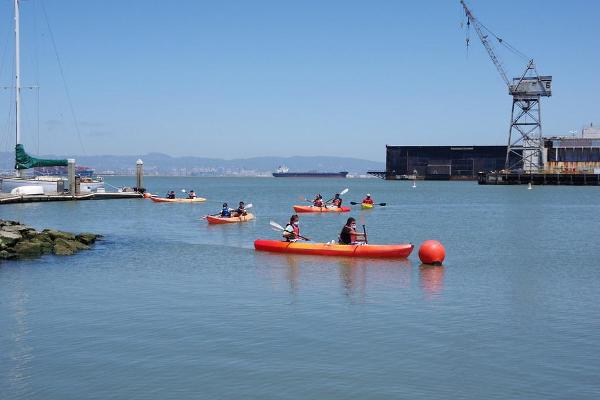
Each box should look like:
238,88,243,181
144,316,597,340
313,194,324,207
167,190,176,199
331,193,343,208
283,214,303,242
188,190,197,199
234,201,247,217
362,194,374,205
339,217,366,245
220,203,231,217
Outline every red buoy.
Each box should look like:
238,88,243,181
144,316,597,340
418,240,445,265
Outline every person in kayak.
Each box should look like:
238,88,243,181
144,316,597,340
234,201,247,217
220,203,231,217
331,193,343,208
313,194,324,207
362,194,374,205
339,217,366,245
188,190,197,199
167,190,176,199
283,214,303,242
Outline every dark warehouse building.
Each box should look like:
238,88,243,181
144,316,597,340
379,145,521,180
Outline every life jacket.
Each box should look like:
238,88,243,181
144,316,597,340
221,208,231,217
332,198,342,207
362,198,373,204
284,223,300,240
339,225,352,245
313,199,324,207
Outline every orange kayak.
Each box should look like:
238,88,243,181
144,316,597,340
206,213,255,224
150,196,206,203
292,205,351,213
254,239,414,258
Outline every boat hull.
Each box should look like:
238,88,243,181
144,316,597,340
1,177,65,194
254,240,414,258
206,213,255,224
150,196,206,203
361,203,374,209
292,205,351,213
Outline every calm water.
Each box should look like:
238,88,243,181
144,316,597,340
1,177,599,399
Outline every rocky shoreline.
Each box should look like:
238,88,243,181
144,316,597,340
0,219,102,260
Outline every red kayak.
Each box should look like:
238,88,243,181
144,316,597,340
292,205,351,213
254,240,414,258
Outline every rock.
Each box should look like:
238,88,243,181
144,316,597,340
76,233,101,245
53,238,89,255
53,240,75,256
42,229,76,241
0,231,22,247
13,240,44,258
0,250,16,260
2,224,34,233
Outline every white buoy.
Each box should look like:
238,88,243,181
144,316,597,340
528,182,532,190
412,180,416,188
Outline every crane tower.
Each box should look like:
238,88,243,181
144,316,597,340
461,1,552,172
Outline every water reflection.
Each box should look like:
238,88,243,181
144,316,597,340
419,264,445,299
254,253,413,300
6,273,33,397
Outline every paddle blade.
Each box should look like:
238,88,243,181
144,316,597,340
340,188,349,196
378,203,387,206
269,220,285,231
245,203,253,209
350,201,358,205
181,189,186,193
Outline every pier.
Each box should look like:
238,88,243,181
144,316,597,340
0,192,143,205
478,171,600,186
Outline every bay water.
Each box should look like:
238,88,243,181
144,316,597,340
1,177,599,399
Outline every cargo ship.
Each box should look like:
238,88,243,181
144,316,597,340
272,166,348,178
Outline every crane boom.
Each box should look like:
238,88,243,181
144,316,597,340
460,0,510,87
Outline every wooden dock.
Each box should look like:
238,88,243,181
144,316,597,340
478,172,600,186
0,192,144,204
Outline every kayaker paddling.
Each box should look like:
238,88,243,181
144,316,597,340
283,215,306,242
312,194,324,207
330,193,343,208
233,201,247,217
221,203,231,217
362,194,374,205
188,190,197,199
339,217,367,245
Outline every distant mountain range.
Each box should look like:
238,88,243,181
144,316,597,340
0,152,384,176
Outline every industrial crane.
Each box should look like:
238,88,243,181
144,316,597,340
460,0,552,172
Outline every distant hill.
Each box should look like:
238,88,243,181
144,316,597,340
0,152,384,176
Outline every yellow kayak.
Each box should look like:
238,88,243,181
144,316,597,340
361,203,374,209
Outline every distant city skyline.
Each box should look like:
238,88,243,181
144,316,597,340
0,0,598,161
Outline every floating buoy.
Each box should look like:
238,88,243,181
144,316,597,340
418,240,445,265
528,182,532,190
412,180,416,188
143,192,153,198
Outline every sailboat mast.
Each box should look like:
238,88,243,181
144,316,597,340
14,0,22,176
14,0,21,147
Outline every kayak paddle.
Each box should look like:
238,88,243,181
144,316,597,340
269,220,310,241
350,201,387,206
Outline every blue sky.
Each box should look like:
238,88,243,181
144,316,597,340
0,0,598,161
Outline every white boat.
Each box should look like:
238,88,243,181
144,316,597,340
0,0,103,194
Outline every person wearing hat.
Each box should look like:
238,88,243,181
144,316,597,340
362,193,374,205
